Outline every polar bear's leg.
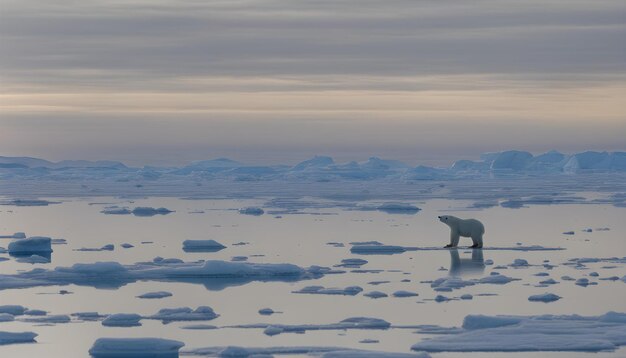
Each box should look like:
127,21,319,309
470,233,483,248
445,232,460,248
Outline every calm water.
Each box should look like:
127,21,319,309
0,197,625,357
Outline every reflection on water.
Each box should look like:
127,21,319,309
448,248,485,276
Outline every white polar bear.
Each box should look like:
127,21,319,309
438,215,485,248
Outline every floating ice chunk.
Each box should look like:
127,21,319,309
131,207,173,217
100,207,131,215
575,278,592,287
231,256,248,262
185,346,429,357
137,291,172,299
258,308,275,315
121,243,134,249
0,313,14,322
376,203,421,214
582,228,593,233
16,255,49,264
596,227,611,231
510,259,529,267
293,285,363,296
392,290,418,298
350,243,406,255
231,317,391,335
434,295,450,302
0,232,26,239
181,324,218,330
149,306,218,323
411,312,626,352
335,258,368,268
239,207,264,216
476,273,519,285
484,259,493,265
561,276,575,281
460,294,473,300
102,313,142,327
589,272,599,277
462,315,522,330
0,331,37,345
539,279,558,285
1,199,57,207
528,293,561,303
21,314,70,324
71,312,106,321
75,244,114,252
0,305,27,315
264,326,284,336
182,240,226,253
563,231,575,235
364,291,388,299
8,237,52,254
24,309,46,316
89,338,184,357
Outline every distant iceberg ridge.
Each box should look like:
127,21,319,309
1,150,625,204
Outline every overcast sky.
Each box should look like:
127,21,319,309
1,0,624,166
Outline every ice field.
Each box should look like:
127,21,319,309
0,151,625,357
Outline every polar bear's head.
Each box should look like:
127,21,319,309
438,215,459,225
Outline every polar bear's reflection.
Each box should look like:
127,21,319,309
449,248,485,276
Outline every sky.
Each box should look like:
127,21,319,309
0,0,625,166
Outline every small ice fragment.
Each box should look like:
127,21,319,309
231,256,248,262
364,291,388,299
589,272,599,277
89,338,184,357
575,278,590,287
539,279,558,285
359,339,379,343
392,290,418,298
293,286,363,296
149,306,218,323
264,326,284,336
582,228,593,233
435,295,449,302
460,294,473,300
0,232,26,239
182,239,226,252
239,207,264,216
528,293,561,302
563,231,575,235
131,207,173,217
102,313,142,327
258,308,275,315
0,314,15,322
24,309,46,316
510,259,529,267
121,243,134,249
137,291,173,299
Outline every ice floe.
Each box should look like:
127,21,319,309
102,313,142,327
149,306,218,323
230,317,391,336
0,259,323,291
528,293,561,302
89,338,184,357
137,291,173,299
293,285,363,296
411,312,626,352
182,240,226,253
8,237,52,254
0,331,38,345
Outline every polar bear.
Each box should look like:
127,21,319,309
438,215,484,248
